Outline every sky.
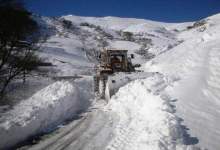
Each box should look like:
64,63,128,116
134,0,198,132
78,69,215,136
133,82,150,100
26,0,220,22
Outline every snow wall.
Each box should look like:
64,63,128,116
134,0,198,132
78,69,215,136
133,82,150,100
0,77,93,149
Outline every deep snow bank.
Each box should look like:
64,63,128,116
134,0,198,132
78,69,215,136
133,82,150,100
0,77,93,149
104,74,198,150
143,13,220,150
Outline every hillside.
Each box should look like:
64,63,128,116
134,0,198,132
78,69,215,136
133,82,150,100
0,13,220,150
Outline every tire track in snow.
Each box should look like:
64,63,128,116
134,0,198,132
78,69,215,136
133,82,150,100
27,110,115,150
106,121,136,150
24,74,200,150
64,111,109,150
28,116,88,150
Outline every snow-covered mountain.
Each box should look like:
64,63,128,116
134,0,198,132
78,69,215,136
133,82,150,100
37,14,185,76
0,13,220,150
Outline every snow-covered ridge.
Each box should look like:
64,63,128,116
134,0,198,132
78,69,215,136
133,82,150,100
63,15,168,30
62,15,194,32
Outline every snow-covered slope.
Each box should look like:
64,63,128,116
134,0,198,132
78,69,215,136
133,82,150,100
144,13,220,150
63,15,168,30
1,13,220,150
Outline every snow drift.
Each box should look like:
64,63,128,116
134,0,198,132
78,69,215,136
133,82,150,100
104,74,199,150
0,77,93,149
144,13,220,150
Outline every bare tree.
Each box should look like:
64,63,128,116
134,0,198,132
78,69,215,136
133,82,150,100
0,0,41,97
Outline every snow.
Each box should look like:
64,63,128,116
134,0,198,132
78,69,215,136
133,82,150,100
108,40,141,51
104,74,201,150
1,12,220,150
40,35,94,76
105,72,153,100
23,74,200,150
124,22,170,36
0,77,93,149
144,13,220,150
63,15,170,31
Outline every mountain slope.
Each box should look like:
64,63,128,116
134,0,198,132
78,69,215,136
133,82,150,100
0,13,220,150
144,13,220,150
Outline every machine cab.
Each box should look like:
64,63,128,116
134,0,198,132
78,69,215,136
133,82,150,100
99,49,132,73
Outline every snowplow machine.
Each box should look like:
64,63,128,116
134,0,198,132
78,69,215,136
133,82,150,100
94,48,141,100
